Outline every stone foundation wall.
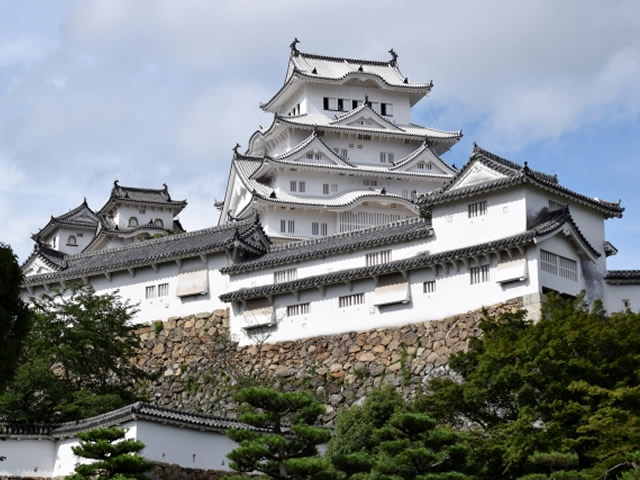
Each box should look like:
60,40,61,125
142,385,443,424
135,298,523,423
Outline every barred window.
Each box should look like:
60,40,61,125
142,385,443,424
470,265,490,284
423,280,436,293
357,134,371,141
306,153,314,159
363,179,378,187
288,220,295,233
366,250,392,266
290,180,297,192
298,181,306,193
339,293,365,308
274,268,297,283
287,303,310,317
541,250,577,281
280,220,286,233
468,201,487,218
158,283,169,297
145,285,156,299
323,184,329,195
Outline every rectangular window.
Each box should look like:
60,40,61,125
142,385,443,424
468,201,487,218
290,180,297,192
323,97,337,110
370,102,380,113
311,222,328,236
274,268,297,283
331,183,338,192
287,303,310,317
541,250,577,281
306,152,314,159
339,293,365,308
380,152,387,163
549,200,565,211
341,148,348,159
158,283,169,297
314,154,321,160
423,280,436,293
357,134,371,141
366,250,392,266
470,265,490,284
298,181,306,193
352,100,359,109
145,285,156,299
323,184,329,195
138,207,146,214
337,98,345,111
280,219,286,233
363,179,378,187
288,220,295,233
381,103,393,116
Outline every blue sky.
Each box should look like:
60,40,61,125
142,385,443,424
1,0,639,270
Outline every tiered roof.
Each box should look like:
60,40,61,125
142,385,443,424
98,181,187,214
220,208,598,302
261,41,434,113
32,199,98,241
417,144,624,218
24,217,269,287
222,217,433,275
603,270,640,284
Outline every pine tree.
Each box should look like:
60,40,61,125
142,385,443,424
226,386,334,480
66,427,152,480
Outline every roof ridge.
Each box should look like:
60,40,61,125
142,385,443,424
63,220,252,261
269,217,425,253
297,50,393,67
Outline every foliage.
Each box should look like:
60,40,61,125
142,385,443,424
328,386,404,479
66,427,152,480
226,386,333,480
0,243,31,393
415,294,640,480
328,387,475,480
0,285,148,423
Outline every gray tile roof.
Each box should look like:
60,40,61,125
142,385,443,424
221,217,434,275
32,199,99,241
219,208,581,303
0,402,257,438
603,270,640,284
97,181,187,215
417,144,624,217
23,218,268,287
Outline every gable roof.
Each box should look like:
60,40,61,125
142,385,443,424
23,218,269,287
417,144,624,218
21,242,69,274
221,217,433,275
32,199,98,241
219,207,597,303
98,181,187,214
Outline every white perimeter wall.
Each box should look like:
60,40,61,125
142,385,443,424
230,249,541,345
24,253,230,326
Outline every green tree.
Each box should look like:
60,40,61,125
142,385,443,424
0,285,147,423
415,294,640,480
372,412,475,480
66,427,152,480
0,243,31,393
328,386,405,480
226,386,333,480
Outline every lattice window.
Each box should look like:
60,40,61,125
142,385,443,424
423,280,436,293
274,268,297,284
366,250,392,266
287,303,310,317
339,293,365,308
145,285,156,299
158,283,169,297
470,265,490,284
468,201,487,218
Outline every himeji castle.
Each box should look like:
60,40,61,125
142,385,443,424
218,39,461,241
20,41,640,346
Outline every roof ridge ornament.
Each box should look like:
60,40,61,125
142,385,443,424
232,143,241,158
289,38,300,57
388,48,398,66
